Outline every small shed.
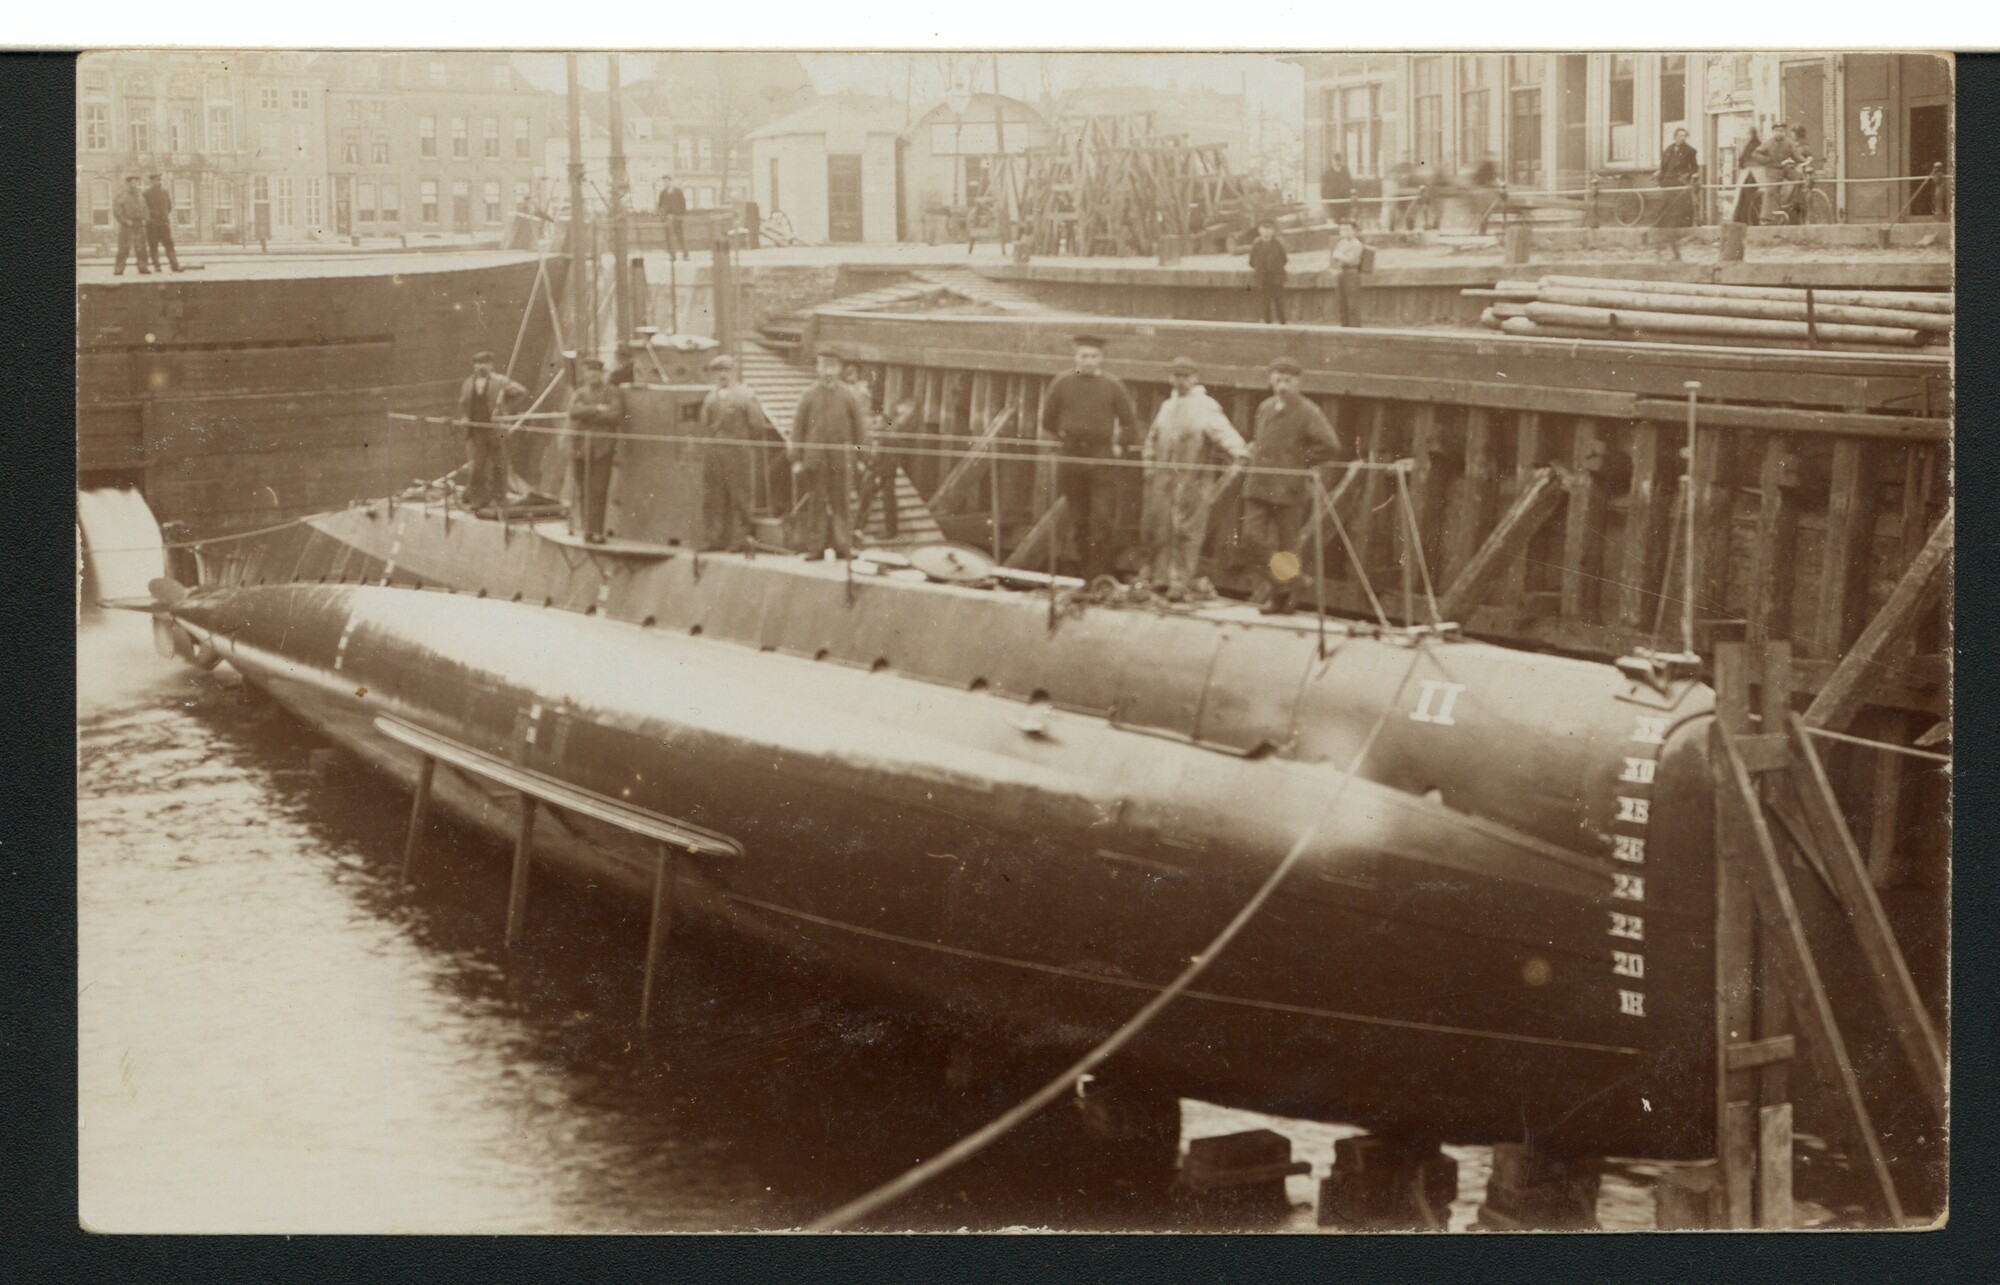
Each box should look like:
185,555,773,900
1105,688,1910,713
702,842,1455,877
901,93,1054,239
748,95,907,245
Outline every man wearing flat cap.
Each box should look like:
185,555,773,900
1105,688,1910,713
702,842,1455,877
1241,357,1343,614
456,350,529,512
790,345,873,559
699,352,775,551
1040,334,1140,582
565,357,627,543
1142,357,1247,600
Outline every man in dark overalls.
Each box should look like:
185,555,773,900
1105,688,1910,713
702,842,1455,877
142,173,183,273
1041,333,1139,582
565,358,627,543
1241,357,1343,614
455,351,528,512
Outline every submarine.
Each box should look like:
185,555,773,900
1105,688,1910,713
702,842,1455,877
149,371,1725,1169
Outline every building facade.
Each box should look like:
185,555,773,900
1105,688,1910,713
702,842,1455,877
748,96,907,245
76,51,332,247
1295,52,1951,221
313,52,554,240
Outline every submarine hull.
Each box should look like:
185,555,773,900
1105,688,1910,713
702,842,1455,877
172,570,1720,1158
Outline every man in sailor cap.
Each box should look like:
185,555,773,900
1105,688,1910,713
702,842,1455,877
1040,333,1139,582
565,357,627,543
1240,357,1343,614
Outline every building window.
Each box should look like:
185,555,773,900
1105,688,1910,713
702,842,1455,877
346,101,363,124
208,105,231,152
291,88,310,111
1413,57,1444,169
252,175,270,231
451,179,470,227
483,180,501,222
274,176,295,227
677,135,695,170
483,117,500,159
698,136,713,168
514,180,531,210
420,178,438,223
305,176,324,228
371,139,389,165
429,61,447,87
382,182,400,223
1608,55,1636,163
514,117,531,159
1660,54,1688,139
493,65,512,91
89,179,111,227
1510,82,1544,187
451,117,468,159
343,134,362,165
83,104,109,151
174,178,194,226
369,100,387,125
260,87,279,111
1459,57,1497,169
1334,83,1384,177
358,181,377,224
419,115,437,158
258,121,279,154
82,68,109,96
214,180,233,226
166,106,194,154
126,102,152,154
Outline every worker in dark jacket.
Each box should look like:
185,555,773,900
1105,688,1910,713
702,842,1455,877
791,345,873,559
1320,154,1355,226
565,358,627,543
455,351,529,511
1040,333,1140,582
1241,358,1344,614
142,173,182,273
112,176,151,275
656,178,689,260
1248,220,1289,324
699,353,774,551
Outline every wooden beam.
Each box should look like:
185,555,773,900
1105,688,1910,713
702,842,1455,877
1784,712,1948,1121
1803,505,1952,733
1002,495,1068,570
1747,437,1804,650
1631,399,1949,442
1717,726,1904,1224
1813,439,1883,657
1437,466,1567,623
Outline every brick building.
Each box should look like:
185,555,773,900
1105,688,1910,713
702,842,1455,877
76,51,332,247
1293,53,1950,221
312,52,555,240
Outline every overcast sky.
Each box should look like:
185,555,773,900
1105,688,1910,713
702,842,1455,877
513,51,1303,127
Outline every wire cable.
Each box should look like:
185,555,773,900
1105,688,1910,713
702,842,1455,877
806,644,1426,1231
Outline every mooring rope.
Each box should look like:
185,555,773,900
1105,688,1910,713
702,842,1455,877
805,643,1428,1231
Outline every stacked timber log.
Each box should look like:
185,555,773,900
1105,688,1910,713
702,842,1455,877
1467,275,1951,352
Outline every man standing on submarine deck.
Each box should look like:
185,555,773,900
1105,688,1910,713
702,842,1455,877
699,353,774,551
565,358,628,544
456,350,529,513
1241,357,1343,615
790,344,873,560
1041,334,1140,582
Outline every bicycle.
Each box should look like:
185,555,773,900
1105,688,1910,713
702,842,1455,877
1762,161,1836,226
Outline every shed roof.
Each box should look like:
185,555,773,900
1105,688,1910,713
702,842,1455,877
747,94,908,142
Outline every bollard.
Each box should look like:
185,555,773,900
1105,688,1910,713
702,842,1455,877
1503,222,1533,266
1719,220,1747,263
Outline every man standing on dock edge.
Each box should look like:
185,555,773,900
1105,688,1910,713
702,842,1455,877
565,358,627,543
791,345,873,559
1241,358,1343,615
1329,224,1367,327
457,351,529,513
143,173,182,273
1249,221,1289,325
112,176,150,275
1041,334,1140,582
